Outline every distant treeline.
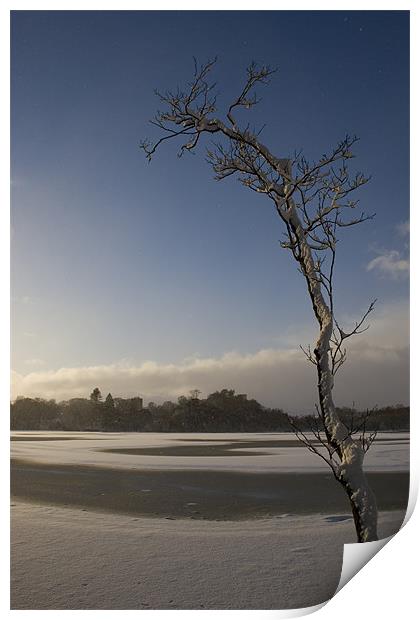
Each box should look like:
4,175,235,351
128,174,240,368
10,387,409,433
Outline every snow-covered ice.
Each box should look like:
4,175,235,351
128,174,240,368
10,431,409,473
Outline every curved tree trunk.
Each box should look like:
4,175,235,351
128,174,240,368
140,58,379,542
283,196,378,543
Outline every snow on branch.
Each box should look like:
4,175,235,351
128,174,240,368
226,61,277,131
140,58,292,179
288,403,377,478
287,411,341,477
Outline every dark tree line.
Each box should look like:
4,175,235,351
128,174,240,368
10,388,409,433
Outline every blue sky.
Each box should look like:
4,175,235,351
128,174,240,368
11,11,409,409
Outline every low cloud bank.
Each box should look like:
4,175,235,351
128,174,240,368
12,302,409,413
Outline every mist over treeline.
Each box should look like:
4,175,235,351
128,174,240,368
10,387,409,433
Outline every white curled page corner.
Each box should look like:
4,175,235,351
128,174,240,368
216,601,328,620
270,601,327,618
335,534,393,594
283,602,327,617
335,471,417,596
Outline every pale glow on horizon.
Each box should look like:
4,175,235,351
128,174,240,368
11,301,409,412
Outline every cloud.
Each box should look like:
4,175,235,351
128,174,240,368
396,220,410,237
367,221,410,279
366,250,409,279
11,302,409,412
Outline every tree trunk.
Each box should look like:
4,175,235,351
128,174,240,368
284,197,378,542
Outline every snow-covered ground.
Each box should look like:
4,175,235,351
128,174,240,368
10,431,409,473
10,432,409,609
11,501,405,610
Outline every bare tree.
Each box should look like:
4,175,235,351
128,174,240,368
140,58,378,542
